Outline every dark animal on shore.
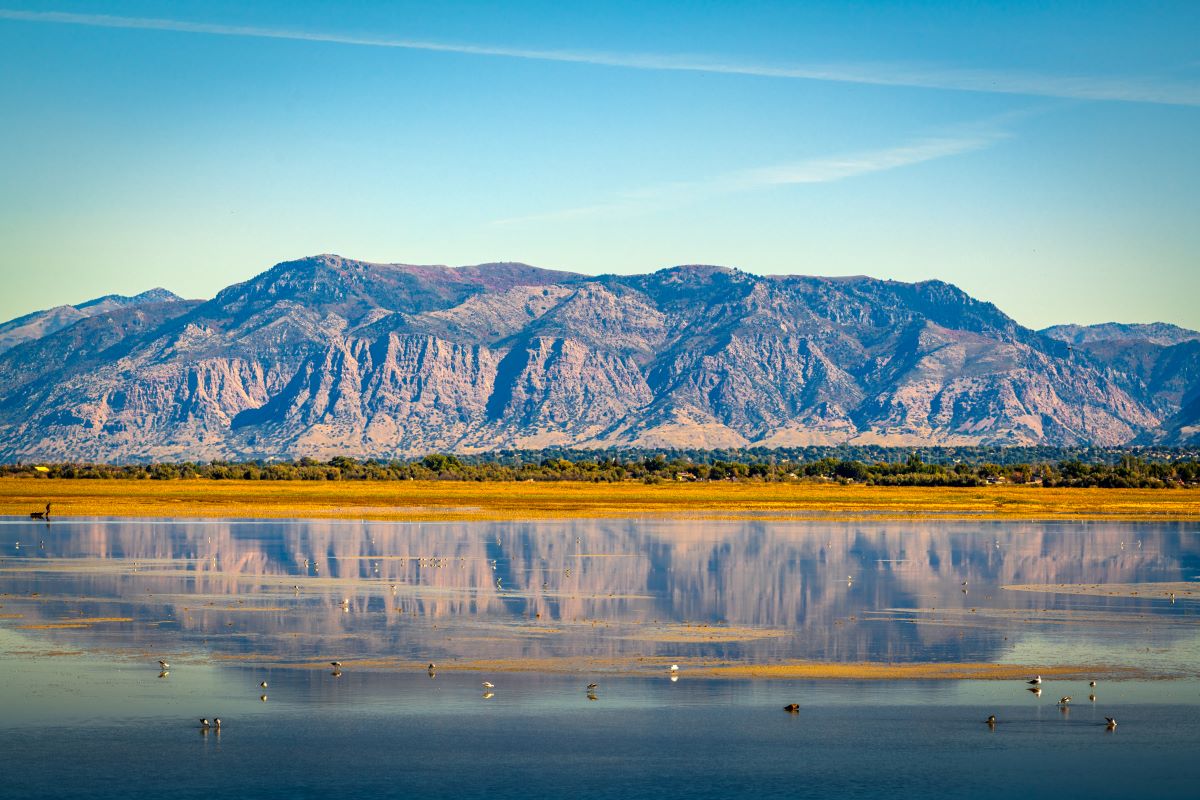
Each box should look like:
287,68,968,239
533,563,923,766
30,503,50,520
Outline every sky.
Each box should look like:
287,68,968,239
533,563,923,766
0,1,1197,330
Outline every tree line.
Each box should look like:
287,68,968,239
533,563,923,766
3,450,1199,488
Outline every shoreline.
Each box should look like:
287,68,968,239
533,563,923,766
3,479,1200,521
211,656,1159,681
2,649,1154,681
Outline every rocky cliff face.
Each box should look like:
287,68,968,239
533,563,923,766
0,255,1193,461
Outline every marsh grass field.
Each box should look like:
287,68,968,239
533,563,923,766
2,478,1200,520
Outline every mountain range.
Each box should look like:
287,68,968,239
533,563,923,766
1,254,1196,462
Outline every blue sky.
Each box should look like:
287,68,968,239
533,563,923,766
1,1,1197,329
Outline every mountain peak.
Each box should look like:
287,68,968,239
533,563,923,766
0,287,187,355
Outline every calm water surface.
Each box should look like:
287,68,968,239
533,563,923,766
1,517,1197,798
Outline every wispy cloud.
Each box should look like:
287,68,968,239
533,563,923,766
493,131,1006,226
3,8,1199,106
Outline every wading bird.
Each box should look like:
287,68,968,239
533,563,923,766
985,715,996,726
482,681,494,689
1106,717,1117,730
1026,675,1042,685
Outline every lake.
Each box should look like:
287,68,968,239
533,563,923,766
1,517,1197,798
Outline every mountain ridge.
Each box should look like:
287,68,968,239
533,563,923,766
0,287,183,355
0,254,1195,460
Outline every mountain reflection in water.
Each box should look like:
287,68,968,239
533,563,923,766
1,518,1197,669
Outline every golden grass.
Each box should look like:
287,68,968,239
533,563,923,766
2,478,1199,521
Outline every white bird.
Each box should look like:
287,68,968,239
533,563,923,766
158,660,170,670
482,681,494,689
199,718,210,728
259,681,268,688
1106,717,1117,729
213,718,222,730
1058,696,1072,705
669,664,679,672
587,683,598,691
1026,675,1042,685
1089,680,1097,687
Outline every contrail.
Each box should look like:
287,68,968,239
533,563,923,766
3,8,1199,106
494,132,1006,225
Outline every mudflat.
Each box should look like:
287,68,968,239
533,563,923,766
2,479,1200,520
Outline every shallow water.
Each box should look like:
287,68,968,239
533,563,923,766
1,517,1197,669
1,517,1198,797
